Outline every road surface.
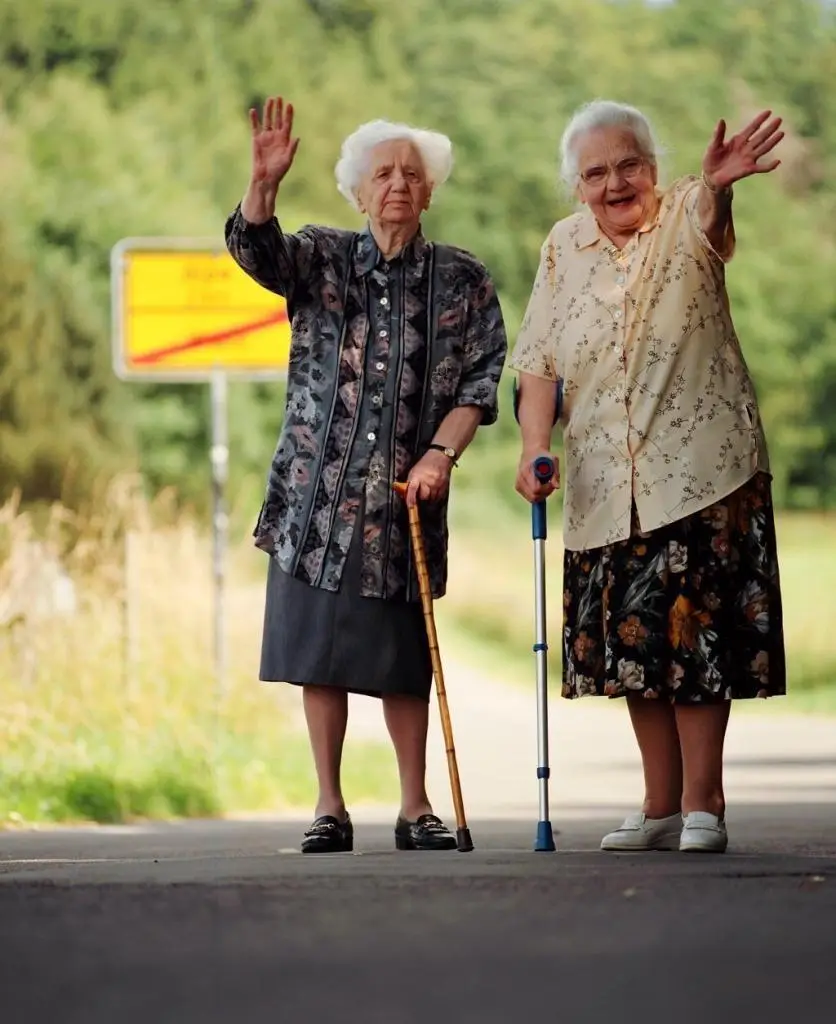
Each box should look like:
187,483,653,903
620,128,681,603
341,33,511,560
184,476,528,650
2,663,834,1024
1,812,834,1024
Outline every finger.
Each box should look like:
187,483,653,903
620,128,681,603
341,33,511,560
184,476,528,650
750,117,783,149
406,477,419,508
288,137,301,162
282,102,294,142
419,481,433,503
274,97,284,132
740,109,772,139
709,118,726,150
755,159,781,174
753,131,784,158
263,96,275,132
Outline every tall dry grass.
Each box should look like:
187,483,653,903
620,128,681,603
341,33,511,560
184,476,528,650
0,477,395,826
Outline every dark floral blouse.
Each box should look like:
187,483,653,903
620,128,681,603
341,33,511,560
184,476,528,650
224,207,508,602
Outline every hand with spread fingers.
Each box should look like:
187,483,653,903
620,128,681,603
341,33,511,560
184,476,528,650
702,109,784,191
249,95,300,189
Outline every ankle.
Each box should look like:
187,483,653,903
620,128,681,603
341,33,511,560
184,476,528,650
399,799,433,821
315,798,347,822
642,800,681,820
681,783,725,819
682,797,725,820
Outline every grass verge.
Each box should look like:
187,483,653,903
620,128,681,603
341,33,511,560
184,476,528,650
0,484,397,828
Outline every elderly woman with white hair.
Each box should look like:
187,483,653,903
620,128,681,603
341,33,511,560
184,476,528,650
224,96,507,853
512,99,787,854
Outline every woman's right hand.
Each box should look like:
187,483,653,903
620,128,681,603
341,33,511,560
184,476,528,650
249,95,300,189
515,450,560,504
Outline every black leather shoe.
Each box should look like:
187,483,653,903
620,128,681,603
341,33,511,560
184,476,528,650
301,814,353,853
394,813,457,851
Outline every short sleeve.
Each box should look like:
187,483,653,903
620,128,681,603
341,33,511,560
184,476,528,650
679,175,736,263
508,235,560,381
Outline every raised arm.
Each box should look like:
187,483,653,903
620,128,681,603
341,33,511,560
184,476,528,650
224,95,314,302
698,109,784,258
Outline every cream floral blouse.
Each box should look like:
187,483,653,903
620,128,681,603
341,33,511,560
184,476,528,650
510,174,770,552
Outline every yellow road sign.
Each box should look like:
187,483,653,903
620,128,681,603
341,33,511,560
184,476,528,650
111,239,291,381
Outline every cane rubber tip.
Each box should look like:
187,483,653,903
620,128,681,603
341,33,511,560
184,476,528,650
456,828,474,853
534,820,557,852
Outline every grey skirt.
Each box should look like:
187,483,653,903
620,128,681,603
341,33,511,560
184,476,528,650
259,514,433,701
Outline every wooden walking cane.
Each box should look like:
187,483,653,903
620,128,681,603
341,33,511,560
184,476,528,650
393,481,474,853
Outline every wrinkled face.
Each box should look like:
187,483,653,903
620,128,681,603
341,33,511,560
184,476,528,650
574,127,658,240
355,139,432,228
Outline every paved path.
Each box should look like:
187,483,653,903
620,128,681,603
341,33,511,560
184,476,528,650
1,816,834,1024
2,658,834,1024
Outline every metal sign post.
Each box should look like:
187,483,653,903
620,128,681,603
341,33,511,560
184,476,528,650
210,368,229,700
110,237,289,700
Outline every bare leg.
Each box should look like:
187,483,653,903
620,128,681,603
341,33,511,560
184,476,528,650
675,703,731,818
303,684,349,820
382,693,433,820
626,697,683,818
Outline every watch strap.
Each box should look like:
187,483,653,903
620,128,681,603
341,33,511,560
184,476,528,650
428,443,458,464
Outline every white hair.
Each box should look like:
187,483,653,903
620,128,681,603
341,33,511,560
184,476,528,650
558,99,665,190
334,119,453,211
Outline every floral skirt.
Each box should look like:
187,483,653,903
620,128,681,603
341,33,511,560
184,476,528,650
562,472,786,704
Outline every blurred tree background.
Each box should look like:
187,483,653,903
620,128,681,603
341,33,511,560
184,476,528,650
1,0,835,520
2,0,836,824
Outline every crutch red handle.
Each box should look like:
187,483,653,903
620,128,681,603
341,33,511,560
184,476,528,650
530,454,557,851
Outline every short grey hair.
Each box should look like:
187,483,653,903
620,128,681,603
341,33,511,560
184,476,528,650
559,99,664,189
334,119,453,211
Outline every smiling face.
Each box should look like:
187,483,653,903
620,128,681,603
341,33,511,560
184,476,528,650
574,127,659,244
355,139,432,231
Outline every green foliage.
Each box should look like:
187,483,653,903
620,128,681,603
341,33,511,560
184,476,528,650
1,0,836,513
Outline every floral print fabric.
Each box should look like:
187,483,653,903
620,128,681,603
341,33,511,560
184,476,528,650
562,472,786,703
509,175,770,552
224,208,507,602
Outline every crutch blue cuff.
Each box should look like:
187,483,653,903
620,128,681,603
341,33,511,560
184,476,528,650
532,502,547,539
537,767,550,779
532,642,548,652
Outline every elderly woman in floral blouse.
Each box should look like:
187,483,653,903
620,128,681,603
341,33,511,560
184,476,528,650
512,100,787,854
225,97,507,853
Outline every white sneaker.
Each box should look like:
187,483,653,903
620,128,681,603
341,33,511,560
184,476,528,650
600,812,683,852
679,812,728,853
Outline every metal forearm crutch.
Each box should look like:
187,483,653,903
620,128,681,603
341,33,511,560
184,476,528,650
531,454,557,853
393,481,474,853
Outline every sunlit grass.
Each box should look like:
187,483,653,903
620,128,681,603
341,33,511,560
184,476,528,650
0,480,396,827
2,468,833,829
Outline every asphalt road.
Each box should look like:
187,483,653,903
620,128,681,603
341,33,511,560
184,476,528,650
1,806,834,1024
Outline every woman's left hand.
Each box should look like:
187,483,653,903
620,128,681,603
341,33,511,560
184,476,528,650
702,109,784,191
404,451,453,507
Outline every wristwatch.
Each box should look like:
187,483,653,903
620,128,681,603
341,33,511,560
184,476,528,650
428,443,458,465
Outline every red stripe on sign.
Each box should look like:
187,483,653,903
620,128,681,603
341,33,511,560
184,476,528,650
132,309,289,366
